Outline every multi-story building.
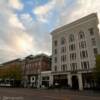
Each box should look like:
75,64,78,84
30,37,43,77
22,54,51,88
0,54,51,88
51,13,100,90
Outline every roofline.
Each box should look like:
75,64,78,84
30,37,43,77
51,13,98,35
2,58,21,65
24,53,51,60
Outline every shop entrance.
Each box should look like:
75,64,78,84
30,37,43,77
72,76,79,89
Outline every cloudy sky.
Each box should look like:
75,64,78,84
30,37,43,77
0,0,100,63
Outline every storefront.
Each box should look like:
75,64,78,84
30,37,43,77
82,73,96,89
53,74,68,88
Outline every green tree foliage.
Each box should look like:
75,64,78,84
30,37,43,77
94,55,100,84
7,65,22,80
0,65,22,80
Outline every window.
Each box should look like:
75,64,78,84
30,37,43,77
93,48,98,55
70,63,77,71
89,28,94,36
54,49,57,54
69,44,75,51
54,40,57,46
91,38,96,46
61,47,66,53
61,55,66,62
61,37,66,45
54,65,57,71
61,64,67,71
79,41,86,49
79,31,85,39
61,47,64,53
80,50,88,59
69,34,74,42
81,61,89,70
70,53,76,60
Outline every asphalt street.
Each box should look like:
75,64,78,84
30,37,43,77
0,88,100,100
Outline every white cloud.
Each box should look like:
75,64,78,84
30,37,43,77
72,0,100,29
0,0,51,63
0,0,35,63
9,0,23,10
0,28,35,63
34,1,55,15
33,0,56,23
60,0,100,26
33,0,66,23
20,13,34,27
9,14,25,30
11,31,35,55
55,0,66,8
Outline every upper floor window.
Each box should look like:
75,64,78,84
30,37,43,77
61,37,66,45
61,47,66,53
93,48,98,56
89,28,94,36
80,50,88,59
54,49,57,54
81,61,89,70
61,64,67,72
54,40,57,46
61,55,66,62
69,34,74,42
70,53,76,61
70,63,77,71
79,31,85,39
69,44,75,51
91,38,96,46
79,41,86,49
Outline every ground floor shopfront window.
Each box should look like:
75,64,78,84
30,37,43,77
53,74,68,88
42,76,49,88
82,73,96,89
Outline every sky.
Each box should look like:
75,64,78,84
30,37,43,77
0,0,100,63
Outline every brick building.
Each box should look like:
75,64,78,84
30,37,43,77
22,54,51,88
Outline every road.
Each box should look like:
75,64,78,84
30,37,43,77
0,88,100,100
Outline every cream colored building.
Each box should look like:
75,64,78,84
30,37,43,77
40,71,53,88
51,13,100,90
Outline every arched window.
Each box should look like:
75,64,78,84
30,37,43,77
69,34,74,42
79,31,85,39
61,37,66,45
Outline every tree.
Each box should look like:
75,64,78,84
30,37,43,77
0,68,8,79
7,65,22,80
0,60,23,87
0,64,22,81
94,55,100,86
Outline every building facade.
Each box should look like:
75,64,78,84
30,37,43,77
51,13,100,90
40,71,52,88
22,54,51,88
